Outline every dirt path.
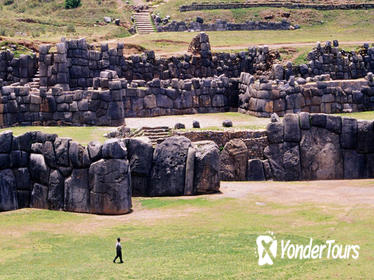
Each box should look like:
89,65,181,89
218,180,374,206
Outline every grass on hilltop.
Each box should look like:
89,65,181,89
0,0,132,43
0,182,373,279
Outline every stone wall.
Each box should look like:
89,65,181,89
122,76,238,117
37,38,275,89
179,2,374,12
0,133,221,213
238,72,374,117
264,112,374,181
174,129,267,158
0,71,126,127
272,41,374,80
0,51,37,85
156,19,293,32
211,112,374,182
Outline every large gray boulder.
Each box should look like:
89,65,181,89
31,183,48,209
357,121,374,154
149,136,192,196
219,139,248,181
42,141,57,169
343,150,367,179
87,141,102,162
64,169,90,213
340,118,357,149
54,138,71,167
0,169,18,211
89,159,132,214
29,154,50,185
264,142,301,181
247,159,265,181
48,170,64,210
192,141,220,194
102,139,127,159
283,114,301,142
126,137,153,196
13,168,31,208
300,127,343,180
0,131,13,153
69,141,91,168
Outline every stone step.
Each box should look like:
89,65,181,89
134,12,154,34
143,130,170,134
142,126,170,130
143,133,170,138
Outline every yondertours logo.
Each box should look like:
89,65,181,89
256,233,360,266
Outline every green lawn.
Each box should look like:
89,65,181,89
0,126,113,145
0,181,373,279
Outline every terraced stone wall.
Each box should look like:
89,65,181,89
238,72,374,117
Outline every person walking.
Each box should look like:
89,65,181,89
113,237,123,263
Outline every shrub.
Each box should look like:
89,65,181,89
65,0,80,9
3,0,14,5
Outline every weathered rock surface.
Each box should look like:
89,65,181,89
89,159,132,214
0,131,12,153
184,147,196,195
102,139,127,159
54,138,71,167
283,114,300,142
0,169,18,211
343,150,367,179
126,137,153,196
193,141,220,193
150,136,192,196
64,169,90,213
247,159,265,181
300,127,343,180
29,153,50,185
69,141,90,168
48,170,64,210
264,142,301,181
31,183,49,209
220,139,248,181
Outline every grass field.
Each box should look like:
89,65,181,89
124,9,374,54
0,180,373,279
0,126,113,145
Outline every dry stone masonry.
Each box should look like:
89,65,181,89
264,112,374,181
155,18,294,32
0,132,220,213
179,2,374,12
238,72,374,117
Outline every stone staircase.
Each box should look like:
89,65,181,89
134,12,154,34
130,126,171,145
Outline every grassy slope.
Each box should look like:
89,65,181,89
0,0,132,43
0,186,373,279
